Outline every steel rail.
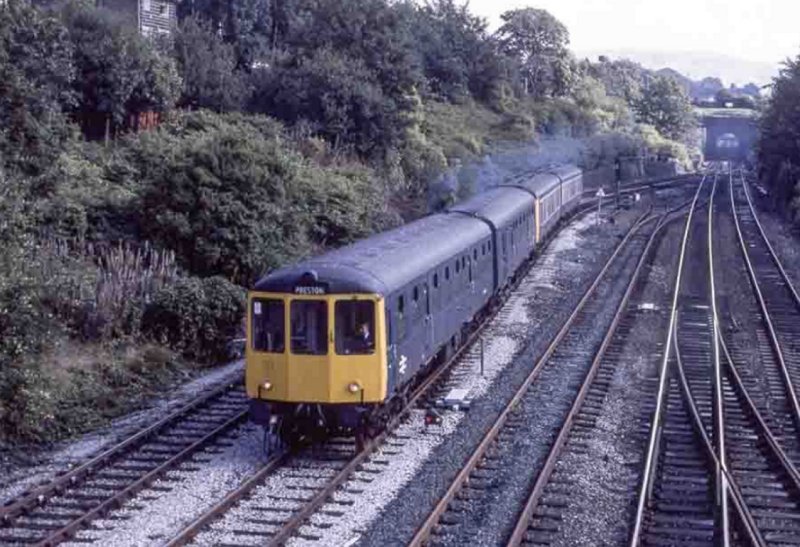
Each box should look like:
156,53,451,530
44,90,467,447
505,205,685,546
0,378,243,526
719,337,800,493
673,329,765,547
728,171,800,431
32,410,248,547
737,171,800,308
629,171,709,546
163,452,290,547
167,320,480,547
166,199,604,547
707,172,730,545
406,207,657,547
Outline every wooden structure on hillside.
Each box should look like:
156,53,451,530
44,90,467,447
96,0,177,36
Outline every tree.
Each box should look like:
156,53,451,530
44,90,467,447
250,48,405,155
178,0,271,70
282,0,420,98
174,16,249,111
132,111,382,283
634,75,696,142
248,0,421,155
758,54,800,211
589,57,648,105
60,3,181,133
410,1,502,102
0,1,77,177
715,88,735,105
495,8,572,98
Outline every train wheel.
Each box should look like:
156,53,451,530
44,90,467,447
277,416,302,447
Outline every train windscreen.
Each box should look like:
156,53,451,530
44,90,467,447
290,300,328,355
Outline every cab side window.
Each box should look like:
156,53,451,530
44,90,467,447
252,298,285,353
335,301,375,355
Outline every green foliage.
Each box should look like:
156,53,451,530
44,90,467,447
759,54,800,212
0,1,77,176
1,342,186,443
1,0,708,445
251,48,406,155
142,276,245,364
178,0,271,69
133,112,308,282
496,8,573,99
123,111,384,283
410,0,502,102
588,57,648,104
60,2,181,127
634,75,696,143
174,16,249,112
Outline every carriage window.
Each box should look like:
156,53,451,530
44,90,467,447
474,249,478,261
290,300,328,355
445,266,450,280
413,286,419,302
252,299,285,353
462,256,466,268
335,301,375,355
456,260,460,273
434,273,439,288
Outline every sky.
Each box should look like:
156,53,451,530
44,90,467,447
469,0,800,67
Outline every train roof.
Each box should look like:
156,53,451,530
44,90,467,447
501,171,560,197
500,164,582,197
254,214,491,296
449,186,535,228
547,164,582,182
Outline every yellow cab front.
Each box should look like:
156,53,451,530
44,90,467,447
246,291,387,405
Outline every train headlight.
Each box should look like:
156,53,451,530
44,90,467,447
261,380,273,391
348,382,362,394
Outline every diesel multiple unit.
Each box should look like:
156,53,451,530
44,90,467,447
246,165,583,443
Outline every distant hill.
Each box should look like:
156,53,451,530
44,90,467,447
576,50,779,88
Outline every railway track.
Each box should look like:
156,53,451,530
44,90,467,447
0,378,248,546
631,166,800,546
502,187,701,546
167,205,657,547
405,205,665,546
729,171,800,428
718,170,800,543
629,171,743,546
0,174,697,547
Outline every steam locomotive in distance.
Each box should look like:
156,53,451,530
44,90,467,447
246,165,583,444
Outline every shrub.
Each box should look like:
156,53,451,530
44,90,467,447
0,342,186,443
142,276,245,364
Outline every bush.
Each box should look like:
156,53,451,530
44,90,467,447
0,343,186,443
143,276,245,364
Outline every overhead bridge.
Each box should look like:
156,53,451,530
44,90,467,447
699,108,759,162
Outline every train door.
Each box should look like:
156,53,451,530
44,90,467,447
423,282,433,356
386,308,397,393
468,256,474,294
501,230,509,282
